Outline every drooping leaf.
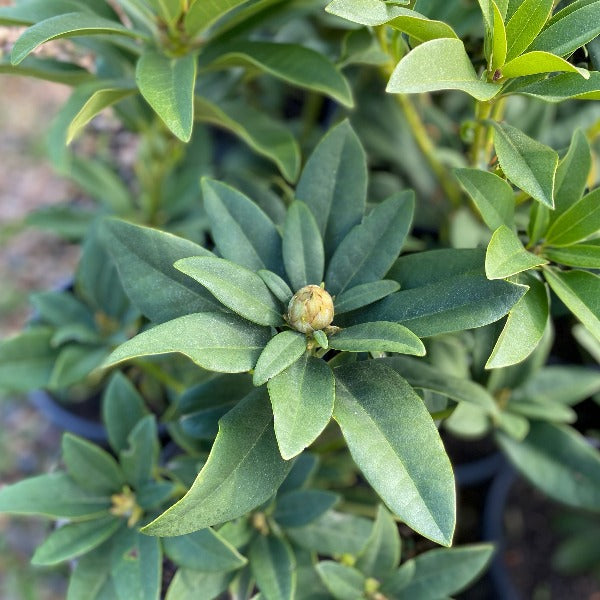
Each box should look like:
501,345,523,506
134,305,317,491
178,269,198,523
334,362,455,546
329,322,425,355
253,331,307,387
250,535,296,600
546,188,600,247
504,0,552,61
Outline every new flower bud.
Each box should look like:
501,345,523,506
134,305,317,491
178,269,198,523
287,285,334,333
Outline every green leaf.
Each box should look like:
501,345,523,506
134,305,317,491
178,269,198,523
497,422,600,511
283,201,325,291
120,416,158,488
175,257,284,327
49,345,110,391
382,356,498,415
184,0,250,35
202,178,284,275
486,272,549,368
529,0,600,57
278,453,319,494
296,121,367,260
136,50,196,142
543,244,600,268
258,270,293,304
202,41,353,108
381,544,494,597
0,0,91,25
268,354,335,459
500,51,589,79
166,570,233,600
163,528,247,572
329,322,425,355
504,0,552,61
274,490,339,528
334,280,400,315
0,328,54,392
491,0,507,70
104,313,270,373
195,96,300,182
334,362,455,546
0,55,93,85
62,434,125,494
253,331,307,387
514,71,600,102
356,505,401,580
11,12,142,65
102,372,149,455
0,473,110,519
325,192,414,295
250,535,296,600
142,389,292,536
454,168,514,231
312,330,328,350
99,219,220,323
485,225,548,279
326,0,458,42
544,268,600,342
386,38,501,100
32,517,122,566
491,122,558,208
316,561,366,600
546,188,600,247
31,290,92,328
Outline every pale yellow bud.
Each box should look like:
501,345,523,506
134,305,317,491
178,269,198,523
287,285,334,333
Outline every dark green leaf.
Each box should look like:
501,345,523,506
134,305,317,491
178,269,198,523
316,561,365,600
0,55,93,85
334,280,400,314
165,570,233,600
258,270,293,305
274,490,339,528
120,415,158,488
543,244,600,268
250,535,296,600
514,71,600,102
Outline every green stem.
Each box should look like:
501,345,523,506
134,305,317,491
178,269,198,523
471,100,493,168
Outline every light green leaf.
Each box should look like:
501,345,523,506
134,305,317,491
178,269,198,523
312,329,328,350
283,201,325,292
326,192,414,295
11,12,142,65
136,50,196,142
195,96,300,182
543,244,600,268
250,535,296,600
202,41,353,108
32,517,122,566
163,528,247,572
142,389,292,536
0,473,110,520
175,257,284,327
491,0,507,70
500,51,589,79
49,345,110,391
316,561,365,600
497,422,600,511
334,280,400,314
274,490,339,528
329,322,424,355
514,71,600,102
253,331,307,387
454,168,514,231
184,0,250,35
0,55,93,85
268,354,335,459
485,225,548,279
104,313,271,373
504,0,552,62
381,544,494,597
386,38,501,100
491,122,558,208
544,268,600,342
334,362,455,546
546,188,600,247
202,178,284,275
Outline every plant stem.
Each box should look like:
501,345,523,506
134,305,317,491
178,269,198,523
470,100,493,168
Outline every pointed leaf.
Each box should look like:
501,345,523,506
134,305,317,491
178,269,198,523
120,415,158,488
334,362,455,546
546,188,600,247
258,270,293,304
334,280,400,315
514,71,600,102
329,322,425,355
142,389,292,536
184,0,250,35
491,0,507,69
250,535,296,600
504,0,552,61
316,561,365,600
175,257,284,327
268,354,335,459
253,331,307,387
501,51,589,79
543,244,600,268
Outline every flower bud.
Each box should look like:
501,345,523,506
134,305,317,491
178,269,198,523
287,285,334,333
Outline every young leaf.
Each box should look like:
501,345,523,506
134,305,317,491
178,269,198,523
274,490,339,528
316,561,366,600
491,122,558,208
546,188,600,247
491,0,507,70
504,0,552,62
120,415,158,488
485,225,548,279
497,422,600,511
500,51,589,79
386,38,501,100
163,528,247,572
184,0,251,35
253,331,307,387
32,517,122,566
268,354,335,460
334,280,400,314
283,201,325,291
325,192,414,295
142,389,292,536
544,268,600,342
486,272,549,368
202,178,284,275
175,257,284,327
329,322,425,355
454,168,514,231
104,312,271,373
136,50,196,142
250,535,296,600
296,121,367,259
11,12,142,65
334,362,455,546
258,270,293,304
381,544,494,597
